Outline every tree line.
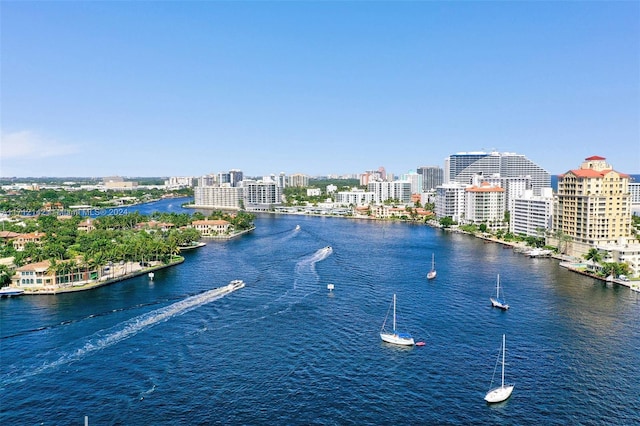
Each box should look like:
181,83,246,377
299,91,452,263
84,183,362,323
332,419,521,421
0,211,254,286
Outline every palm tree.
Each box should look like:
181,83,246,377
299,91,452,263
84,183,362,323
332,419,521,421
584,248,603,264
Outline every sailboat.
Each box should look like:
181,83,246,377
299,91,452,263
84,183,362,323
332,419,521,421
484,334,515,403
490,274,509,310
427,253,437,280
380,294,415,346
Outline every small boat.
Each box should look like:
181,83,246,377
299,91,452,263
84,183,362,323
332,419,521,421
490,274,509,310
484,334,515,403
380,294,415,346
227,279,246,291
0,286,25,297
527,248,553,258
427,253,437,280
177,242,206,251
295,225,301,230
148,272,155,280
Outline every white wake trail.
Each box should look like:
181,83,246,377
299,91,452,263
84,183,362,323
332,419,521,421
2,286,238,386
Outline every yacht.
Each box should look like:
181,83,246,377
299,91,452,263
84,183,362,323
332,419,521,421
0,286,25,297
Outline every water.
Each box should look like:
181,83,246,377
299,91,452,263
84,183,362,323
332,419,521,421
2,202,640,425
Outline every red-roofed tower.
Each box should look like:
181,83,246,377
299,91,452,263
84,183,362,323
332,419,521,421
552,156,633,257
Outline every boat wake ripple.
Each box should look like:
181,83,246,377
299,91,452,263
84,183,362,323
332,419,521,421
1,286,235,387
262,246,332,315
1,296,187,340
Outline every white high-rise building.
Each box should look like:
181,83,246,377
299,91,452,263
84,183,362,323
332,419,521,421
367,180,412,204
510,188,554,237
435,182,468,223
193,184,243,210
242,179,282,211
335,188,376,206
447,151,550,195
471,174,531,213
400,171,423,194
465,182,506,229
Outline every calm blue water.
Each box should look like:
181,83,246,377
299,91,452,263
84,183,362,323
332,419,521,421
2,199,640,425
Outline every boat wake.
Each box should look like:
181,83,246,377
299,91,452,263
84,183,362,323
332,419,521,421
0,285,238,387
263,246,332,313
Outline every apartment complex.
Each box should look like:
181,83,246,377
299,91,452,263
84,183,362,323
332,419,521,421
550,156,634,257
510,189,554,237
194,185,243,210
367,180,413,204
435,182,467,223
417,166,444,192
446,151,550,195
464,182,506,229
288,173,309,188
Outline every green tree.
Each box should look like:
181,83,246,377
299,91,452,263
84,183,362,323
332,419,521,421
584,248,603,265
439,216,455,228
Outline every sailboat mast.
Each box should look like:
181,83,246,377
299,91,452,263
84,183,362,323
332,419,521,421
392,294,397,332
501,334,506,387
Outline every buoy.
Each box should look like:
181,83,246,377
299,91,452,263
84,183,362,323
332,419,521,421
148,272,154,280
327,283,334,291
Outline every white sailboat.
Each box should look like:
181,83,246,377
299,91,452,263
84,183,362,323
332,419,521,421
427,253,436,280
484,334,514,403
380,294,415,346
490,274,509,310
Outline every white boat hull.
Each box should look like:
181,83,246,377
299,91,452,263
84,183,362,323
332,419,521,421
0,287,25,297
484,384,514,403
427,270,436,280
490,297,509,310
227,280,245,291
380,332,415,346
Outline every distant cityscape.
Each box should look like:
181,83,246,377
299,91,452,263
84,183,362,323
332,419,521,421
1,150,639,281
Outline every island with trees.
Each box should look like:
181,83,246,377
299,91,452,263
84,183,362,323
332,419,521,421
0,209,255,294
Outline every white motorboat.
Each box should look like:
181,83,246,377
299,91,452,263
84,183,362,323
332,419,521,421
0,286,25,297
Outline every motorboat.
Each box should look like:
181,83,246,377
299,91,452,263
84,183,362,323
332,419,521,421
0,286,25,297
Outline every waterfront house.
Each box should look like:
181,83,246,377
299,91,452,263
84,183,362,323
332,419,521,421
190,219,230,236
12,260,55,289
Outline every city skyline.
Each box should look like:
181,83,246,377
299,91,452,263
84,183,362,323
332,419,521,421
1,1,638,178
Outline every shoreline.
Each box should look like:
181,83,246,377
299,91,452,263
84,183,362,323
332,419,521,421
470,231,639,291
22,257,185,295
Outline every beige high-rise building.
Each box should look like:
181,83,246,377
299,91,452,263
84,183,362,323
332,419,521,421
551,155,633,257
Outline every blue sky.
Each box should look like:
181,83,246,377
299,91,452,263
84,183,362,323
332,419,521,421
1,1,638,178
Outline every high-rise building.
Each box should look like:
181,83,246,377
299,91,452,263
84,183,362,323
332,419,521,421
367,181,412,204
447,151,550,195
242,179,282,211
229,169,243,187
551,155,633,257
194,184,242,210
465,182,506,229
435,182,467,222
447,152,489,182
510,188,554,237
289,173,309,188
417,166,444,192
400,171,423,194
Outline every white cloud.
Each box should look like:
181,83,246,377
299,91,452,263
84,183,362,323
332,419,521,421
0,130,80,159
